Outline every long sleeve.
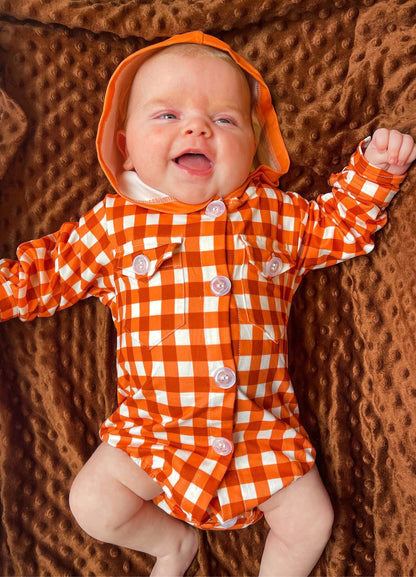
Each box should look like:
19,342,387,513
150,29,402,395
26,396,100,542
295,140,406,273
0,199,115,322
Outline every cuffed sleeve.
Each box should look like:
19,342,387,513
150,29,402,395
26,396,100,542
297,140,406,273
0,199,115,322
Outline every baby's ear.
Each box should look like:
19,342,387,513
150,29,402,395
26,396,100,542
117,130,134,170
117,130,127,157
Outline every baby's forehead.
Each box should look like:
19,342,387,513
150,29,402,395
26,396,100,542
136,45,244,81
127,44,251,103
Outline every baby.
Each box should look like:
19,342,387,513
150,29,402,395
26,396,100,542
1,31,415,577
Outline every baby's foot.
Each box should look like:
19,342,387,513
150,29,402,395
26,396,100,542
150,525,198,577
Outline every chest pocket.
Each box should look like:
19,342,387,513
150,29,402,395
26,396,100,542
115,237,185,349
238,235,295,343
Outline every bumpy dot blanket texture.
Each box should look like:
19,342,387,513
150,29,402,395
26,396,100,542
1,1,416,575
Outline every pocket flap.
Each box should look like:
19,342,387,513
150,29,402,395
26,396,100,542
239,235,293,279
116,237,183,280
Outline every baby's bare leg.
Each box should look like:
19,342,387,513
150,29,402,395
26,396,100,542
258,466,334,576
69,443,198,577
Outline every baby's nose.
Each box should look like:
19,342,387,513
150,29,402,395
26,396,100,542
184,116,212,137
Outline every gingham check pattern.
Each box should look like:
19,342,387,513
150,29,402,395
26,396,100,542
0,144,404,529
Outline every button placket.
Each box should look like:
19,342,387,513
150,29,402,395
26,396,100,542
205,199,226,218
210,275,232,296
211,437,233,456
214,367,236,389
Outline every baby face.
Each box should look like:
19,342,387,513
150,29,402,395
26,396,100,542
119,49,257,204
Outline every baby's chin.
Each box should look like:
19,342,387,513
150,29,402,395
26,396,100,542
170,193,220,205
167,184,225,205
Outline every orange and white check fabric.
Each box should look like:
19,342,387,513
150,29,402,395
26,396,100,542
0,144,405,529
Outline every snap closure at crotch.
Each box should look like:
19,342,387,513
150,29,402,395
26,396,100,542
210,276,231,296
219,517,238,529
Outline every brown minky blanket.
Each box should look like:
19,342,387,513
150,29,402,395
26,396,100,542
1,1,416,576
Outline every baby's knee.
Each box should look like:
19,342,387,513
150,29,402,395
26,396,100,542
261,470,334,551
69,469,96,534
266,494,333,556
309,493,334,545
69,467,118,539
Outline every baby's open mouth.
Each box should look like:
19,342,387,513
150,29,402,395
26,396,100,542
174,153,213,172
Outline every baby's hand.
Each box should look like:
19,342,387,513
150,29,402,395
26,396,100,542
364,128,416,175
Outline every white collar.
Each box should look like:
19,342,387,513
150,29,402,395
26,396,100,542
117,170,175,204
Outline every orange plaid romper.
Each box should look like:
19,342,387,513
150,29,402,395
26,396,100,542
0,32,406,530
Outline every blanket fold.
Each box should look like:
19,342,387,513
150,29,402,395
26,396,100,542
0,88,27,180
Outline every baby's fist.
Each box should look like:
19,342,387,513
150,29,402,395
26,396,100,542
364,128,416,175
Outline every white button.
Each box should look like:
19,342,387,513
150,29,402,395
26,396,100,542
266,256,282,277
212,437,233,456
205,200,226,218
133,254,150,275
214,367,236,389
220,517,238,529
210,276,231,296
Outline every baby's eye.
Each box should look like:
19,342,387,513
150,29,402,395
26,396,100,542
215,117,234,125
158,113,177,120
